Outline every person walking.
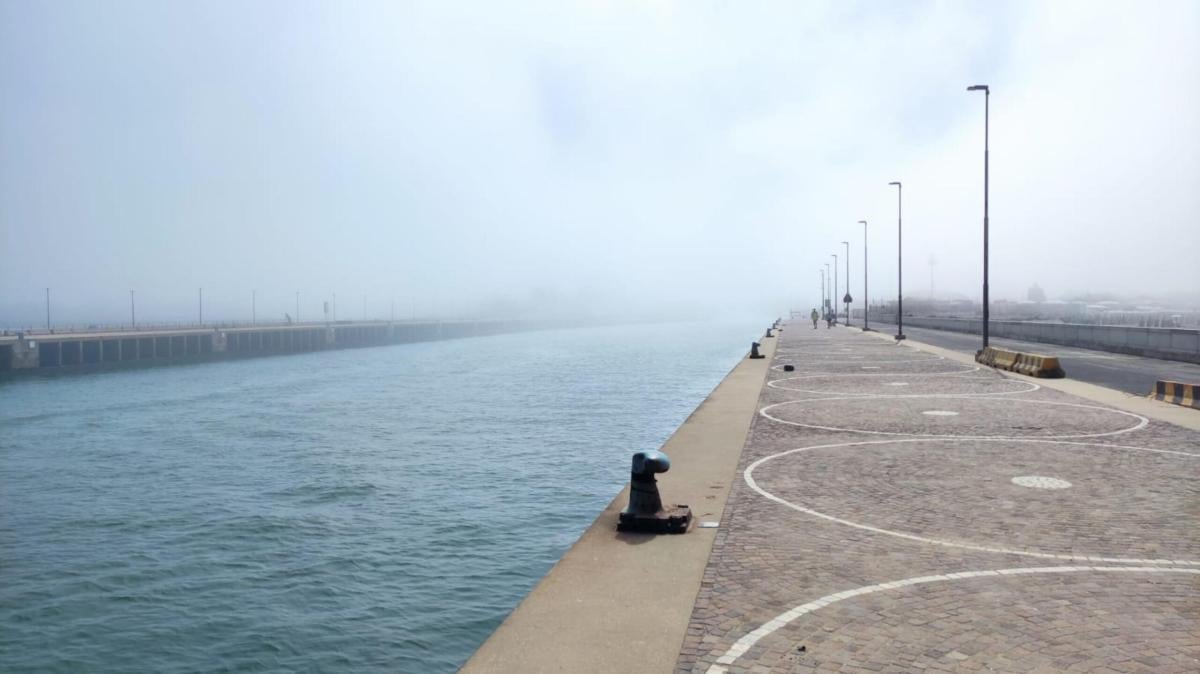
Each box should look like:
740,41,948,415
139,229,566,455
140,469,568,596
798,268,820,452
810,308,819,329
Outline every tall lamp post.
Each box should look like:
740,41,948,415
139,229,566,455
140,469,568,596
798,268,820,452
968,84,990,349
130,290,135,328
841,241,850,326
819,270,825,317
824,263,831,319
831,254,838,325
858,220,869,331
888,181,905,341
198,287,203,326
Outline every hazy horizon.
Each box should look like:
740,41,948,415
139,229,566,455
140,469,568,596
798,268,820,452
3,1,1198,328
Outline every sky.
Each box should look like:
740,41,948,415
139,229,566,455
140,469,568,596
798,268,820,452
1,0,1198,327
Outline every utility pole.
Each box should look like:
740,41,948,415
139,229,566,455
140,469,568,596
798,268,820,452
130,290,136,328
198,288,203,326
45,288,51,331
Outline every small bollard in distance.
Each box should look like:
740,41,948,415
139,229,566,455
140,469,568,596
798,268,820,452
749,342,764,359
784,364,795,372
617,450,692,534
765,328,774,338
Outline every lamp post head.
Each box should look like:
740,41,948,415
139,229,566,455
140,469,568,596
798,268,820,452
841,240,849,245
967,84,989,93
888,181,901,187
858,220,867,225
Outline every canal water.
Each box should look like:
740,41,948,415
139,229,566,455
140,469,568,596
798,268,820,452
0,321,757,672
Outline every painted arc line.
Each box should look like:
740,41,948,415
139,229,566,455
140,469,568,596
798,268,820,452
765,378,1040,398
743,437,1200,565
770,357,944,371
758,396,1149,440
704,566,1200,673
767,365,983,380
767,369,992,386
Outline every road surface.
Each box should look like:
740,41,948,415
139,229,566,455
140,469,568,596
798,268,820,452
866,321,1200,396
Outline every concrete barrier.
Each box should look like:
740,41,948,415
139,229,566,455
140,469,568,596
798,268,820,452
872,316,1200,364
1151,380,1199,409
975,346,1065,378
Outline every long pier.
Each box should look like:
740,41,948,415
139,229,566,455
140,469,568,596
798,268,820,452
0,319,562,378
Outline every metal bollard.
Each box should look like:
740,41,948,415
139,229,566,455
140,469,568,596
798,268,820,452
617,450,692,534
783,364,795,372
749,341,764,359
765,328,774,338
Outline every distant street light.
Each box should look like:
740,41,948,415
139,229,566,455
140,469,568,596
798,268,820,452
252,289,257,325
819,269,825,315
967,84,991,349
824,263,831,318
45,287,51,331
888,181,905,341
841,241,851,326
831,253,838,325
858,220,869,331
130,289,135,328
198,288,203,326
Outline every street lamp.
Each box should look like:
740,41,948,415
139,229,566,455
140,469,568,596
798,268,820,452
819,269,825,317
198,287,203,326
888,181,905,341
824,263,831,320
858,220,869,331
841,241,850,326
967,84,991,349
831,253,838,325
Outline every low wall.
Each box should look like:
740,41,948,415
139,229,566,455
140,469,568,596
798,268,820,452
879,316,1200,364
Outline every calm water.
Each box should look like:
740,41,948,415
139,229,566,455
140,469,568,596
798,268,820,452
0,322,756,672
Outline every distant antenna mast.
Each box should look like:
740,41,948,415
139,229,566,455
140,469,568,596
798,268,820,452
928,254,937,299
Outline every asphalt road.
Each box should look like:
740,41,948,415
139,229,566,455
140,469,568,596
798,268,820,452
863,321,1200,397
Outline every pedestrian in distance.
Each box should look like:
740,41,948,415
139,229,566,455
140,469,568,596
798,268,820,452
810,308,819,329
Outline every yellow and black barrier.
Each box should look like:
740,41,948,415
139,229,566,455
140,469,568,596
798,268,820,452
1151,380,1199,409
975,346,1065,378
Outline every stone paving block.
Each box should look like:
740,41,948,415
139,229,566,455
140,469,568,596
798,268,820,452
675,324,1200,674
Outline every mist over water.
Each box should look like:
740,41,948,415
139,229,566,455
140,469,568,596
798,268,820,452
0,322,756,672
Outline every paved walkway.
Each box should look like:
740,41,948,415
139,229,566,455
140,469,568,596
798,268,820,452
676,324,1199,674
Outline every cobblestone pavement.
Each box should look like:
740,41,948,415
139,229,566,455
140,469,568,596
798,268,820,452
676,325,1200,674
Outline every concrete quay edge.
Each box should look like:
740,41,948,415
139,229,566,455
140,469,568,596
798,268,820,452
853,327,1200,431
460,334,778,673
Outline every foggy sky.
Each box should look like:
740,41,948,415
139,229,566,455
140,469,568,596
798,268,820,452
2,0,1198,327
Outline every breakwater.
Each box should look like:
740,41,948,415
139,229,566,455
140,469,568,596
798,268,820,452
0,319,568,378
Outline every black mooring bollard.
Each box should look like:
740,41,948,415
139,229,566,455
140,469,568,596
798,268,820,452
765,328,774,338
784,364,795,372
617,450,691,534
749,341,764,359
